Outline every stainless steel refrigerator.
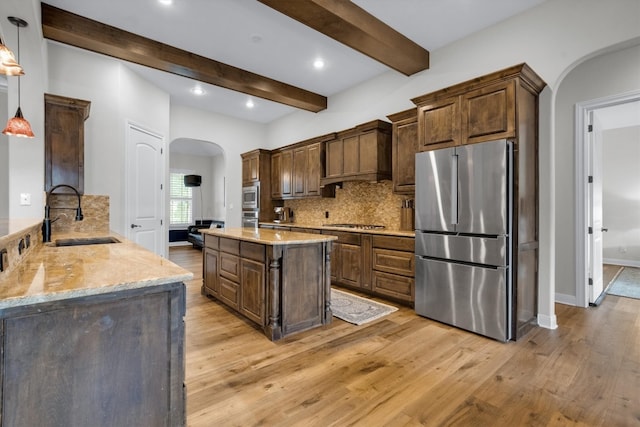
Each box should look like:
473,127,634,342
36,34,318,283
414,139,513,341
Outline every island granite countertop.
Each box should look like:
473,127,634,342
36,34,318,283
0,229,192,310
201,227,338,245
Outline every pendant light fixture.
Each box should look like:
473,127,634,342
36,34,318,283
2,16,34,138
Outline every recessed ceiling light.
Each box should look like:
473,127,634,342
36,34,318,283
158,0,173,6
250,34,263,44
191,86,205,96
246,99,255,109
313,58,325,70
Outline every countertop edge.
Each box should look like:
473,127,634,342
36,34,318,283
202,227,338,245
259,222,416,238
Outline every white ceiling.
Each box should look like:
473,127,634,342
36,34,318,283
42,0,547,124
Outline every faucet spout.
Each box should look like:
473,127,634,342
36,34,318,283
43,184,84,242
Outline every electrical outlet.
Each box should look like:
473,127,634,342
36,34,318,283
325,211,329,218
19,193,31,206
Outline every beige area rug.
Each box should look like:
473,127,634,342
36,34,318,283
331,289,398,325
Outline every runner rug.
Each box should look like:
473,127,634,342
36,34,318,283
331,288,398,325
607,267,640,300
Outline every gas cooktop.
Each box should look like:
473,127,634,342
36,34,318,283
324,223,386,230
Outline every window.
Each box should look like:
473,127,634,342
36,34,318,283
169,172,193,225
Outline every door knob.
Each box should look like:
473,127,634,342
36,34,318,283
601,228,608,232
131,224,142,229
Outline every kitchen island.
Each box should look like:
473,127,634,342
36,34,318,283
201,227,337,340
0,224,192,427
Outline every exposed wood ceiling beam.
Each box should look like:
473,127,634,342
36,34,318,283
258,0,430,76
41,3,327,113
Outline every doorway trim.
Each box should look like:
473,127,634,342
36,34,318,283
574,89,640,308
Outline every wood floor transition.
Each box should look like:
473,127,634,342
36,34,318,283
170,246,640,427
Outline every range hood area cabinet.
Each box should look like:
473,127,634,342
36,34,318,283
387,108,418,195
45,93,91,194
271,134,336,200
321,120,392,186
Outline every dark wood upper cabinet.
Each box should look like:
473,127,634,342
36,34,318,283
387,108,419,195
321,120,392,186
240,149,275,222
271,136,334,200
44,93,91,194
461,80,516,145
416,97,460,150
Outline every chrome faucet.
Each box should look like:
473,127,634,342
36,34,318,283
43,184,84,242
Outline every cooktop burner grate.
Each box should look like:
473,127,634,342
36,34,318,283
324,223,386,230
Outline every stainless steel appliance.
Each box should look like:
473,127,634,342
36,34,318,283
242,210,259,228
414,139,513,341
242,184,259,210
274,207,291,223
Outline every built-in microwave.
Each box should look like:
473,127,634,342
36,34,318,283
242,184,259,210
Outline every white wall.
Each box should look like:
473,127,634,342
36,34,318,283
170,105,266,228
602,126,640,266
554,44,640,297
210,153,226,221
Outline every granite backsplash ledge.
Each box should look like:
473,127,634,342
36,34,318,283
284,181,410,229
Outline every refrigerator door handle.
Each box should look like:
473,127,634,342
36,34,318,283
451,153,458,225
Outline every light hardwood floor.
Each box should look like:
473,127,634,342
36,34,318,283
170,246,640,427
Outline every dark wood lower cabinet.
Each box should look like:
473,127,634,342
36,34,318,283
0,283,186,427
202,233,332,340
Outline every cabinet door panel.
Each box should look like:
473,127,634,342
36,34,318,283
306,143,322,196
393,118,418,193
339,243,361,287
418,97,460,150
281,150,293,197
203,248,219,296
372,248,415,277
462,80,515,144
293,147,307,197
240,259,266,325
326,139,343,178
343,135,359,175
271,152,282,198
358,131,378,173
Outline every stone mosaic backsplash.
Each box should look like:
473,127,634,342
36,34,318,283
49,194,110,233
284,181,412,229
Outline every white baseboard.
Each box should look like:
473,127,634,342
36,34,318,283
537,313,558,330
603,258,640,268
169,241,191,247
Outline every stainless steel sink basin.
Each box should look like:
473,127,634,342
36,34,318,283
54,236,120,247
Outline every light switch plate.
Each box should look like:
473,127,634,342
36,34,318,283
20,193,31,206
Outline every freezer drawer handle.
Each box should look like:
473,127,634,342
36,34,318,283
451,153,458,225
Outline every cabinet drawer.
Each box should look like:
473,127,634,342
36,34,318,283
241,241,265,263
289,226,321,234
372,235,414,252
322,230,360,245
219,253,240,282
372,271,414,302
220,238,240,255
204,234,219,250
372,248,415,277
219,277,240,309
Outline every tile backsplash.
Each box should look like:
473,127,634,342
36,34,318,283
284,181,410,229
49,194,110,233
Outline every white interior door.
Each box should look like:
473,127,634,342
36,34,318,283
588,113,604,303
126,124,164,257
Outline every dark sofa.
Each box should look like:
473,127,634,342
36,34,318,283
187,220,224,249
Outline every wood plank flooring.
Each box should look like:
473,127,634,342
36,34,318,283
169,247,640,427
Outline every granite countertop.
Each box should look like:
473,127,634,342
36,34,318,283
0,230,192,310
202,227,338,245
259,222,416,238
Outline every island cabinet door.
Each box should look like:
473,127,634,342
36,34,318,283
203,248,219,296
240,259,266,326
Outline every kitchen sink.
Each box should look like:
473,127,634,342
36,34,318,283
54,236,121,247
